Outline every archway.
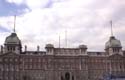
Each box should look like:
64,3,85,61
65,72,70,80
61,72,75,80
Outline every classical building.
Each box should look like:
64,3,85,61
0,31,125,80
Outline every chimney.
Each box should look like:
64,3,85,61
24,45,27,52
1,45,3,54
37,45,40,51
45,44,54,55
79,44,87,55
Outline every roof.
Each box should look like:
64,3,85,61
45,44,54,48
105,36,122,49
4,33,21,45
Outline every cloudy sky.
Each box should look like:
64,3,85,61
0,0,125,51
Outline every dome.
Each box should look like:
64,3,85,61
79,44,87,49
105,36,122,49
45,44,54,48
5,33,21,44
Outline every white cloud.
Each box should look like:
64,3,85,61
1,0,125,51
25,0,51,9
6,0,24,5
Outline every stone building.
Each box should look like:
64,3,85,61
0,32,125,80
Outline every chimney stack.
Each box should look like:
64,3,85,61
24,45,27,52
1,45,3,54
37,45,40,51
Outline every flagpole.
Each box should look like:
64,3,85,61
65,29,67,48
59,34,60,48
110,21,113,36
14,15,16,33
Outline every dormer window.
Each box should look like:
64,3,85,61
7,46,15,51
113,48,119,53
47,49,52,52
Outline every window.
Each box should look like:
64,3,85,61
7,46,15,51
61,76,64,80
13,47,15,51
113,48,119,53
7,46,10,51
120,65,122,70
72,76,74,80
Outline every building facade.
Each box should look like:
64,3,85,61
0,32,125,80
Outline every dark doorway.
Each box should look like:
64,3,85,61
65,72,70,80
61,72,75,80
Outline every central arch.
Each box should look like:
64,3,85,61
65,72,70,80
61,72,75,80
